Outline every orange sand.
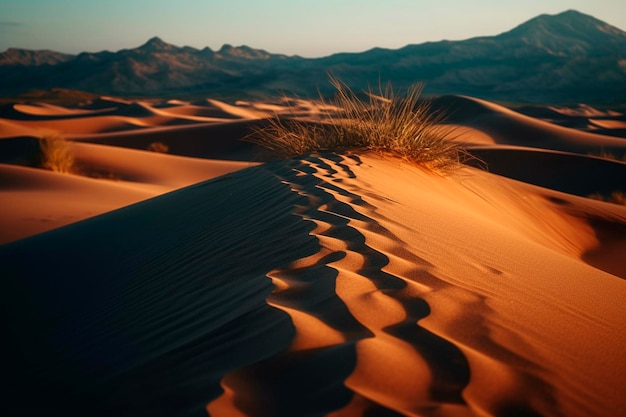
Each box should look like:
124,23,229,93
1,94,625,417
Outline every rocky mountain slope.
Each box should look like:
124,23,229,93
1,10,625,103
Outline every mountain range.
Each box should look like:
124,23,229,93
1,10,625,103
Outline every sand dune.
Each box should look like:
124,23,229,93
0,148,253,244
589,118,626,130
0,97,281,241
548,104,622,118
1,93,625,416
466,145,626,197
6,115,159,134
72,142,256,187
2,153,625,417
0,162,158,243
70,120,274,160
434,95,626,154
13,102,115,117
0,118,49,138
0,136,257,243
151,103,246,120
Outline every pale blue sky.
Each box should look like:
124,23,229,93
1,0,624,57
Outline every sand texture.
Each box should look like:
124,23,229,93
1,95,625,416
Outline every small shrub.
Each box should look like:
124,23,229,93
588,149,626,162
610,191,625,205
247,76,465,172
39,133,74,173
148,141,169,153
588,191,626,206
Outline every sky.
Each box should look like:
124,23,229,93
1,0,625,57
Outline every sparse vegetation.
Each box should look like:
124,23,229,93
148,141,169,153
39,133,74,173
588,191,626,206
588,149,626,162
247,76,465,172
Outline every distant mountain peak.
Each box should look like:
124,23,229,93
498,9,626,55
217,44,273,59
556,9,589,17
539,9,622,30
139,37,176,51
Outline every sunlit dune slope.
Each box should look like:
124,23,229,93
0,144,256,243
2,153,625,417
434,95,626,153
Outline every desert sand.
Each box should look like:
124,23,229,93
1,93,625,417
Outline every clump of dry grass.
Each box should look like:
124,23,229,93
588,149,626,162
39,133,74,173
247,76,465,172
148,141,169,153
